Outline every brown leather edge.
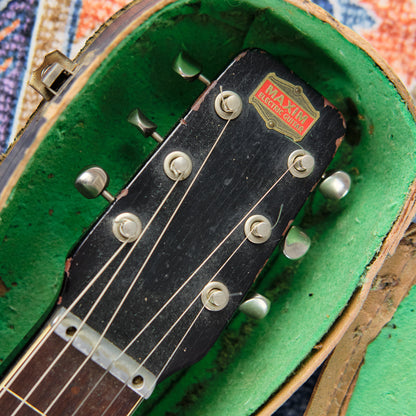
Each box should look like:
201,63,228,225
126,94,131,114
338,360,362,416
256,188,416,416
304,225,416,416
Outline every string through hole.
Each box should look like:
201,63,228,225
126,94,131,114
132,375,144,387
66,326,77,337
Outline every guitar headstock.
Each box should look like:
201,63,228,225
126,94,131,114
59,49,345,399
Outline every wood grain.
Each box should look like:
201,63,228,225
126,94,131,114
0,333,141,416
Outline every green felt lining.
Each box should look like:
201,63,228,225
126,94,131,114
346,285,416,416
0,0,415,414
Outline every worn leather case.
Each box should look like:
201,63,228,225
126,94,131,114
262,225,416,416
1,1,416,415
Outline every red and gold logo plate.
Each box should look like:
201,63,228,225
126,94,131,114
249,73,320,142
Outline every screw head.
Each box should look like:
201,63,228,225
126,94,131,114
112,213,142,243
164,151,193,181
201,282,229,311
288,150,315,178
244,215,272,244
214,91,243,120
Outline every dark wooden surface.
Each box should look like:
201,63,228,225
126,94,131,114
0,333,141,416
63,49,345,382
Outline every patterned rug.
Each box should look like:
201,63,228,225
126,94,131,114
0,0,131,153
1,0,416,153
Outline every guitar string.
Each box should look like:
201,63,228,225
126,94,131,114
14,154,293,416
7,177,182,416
7,116,232,416
41,117,233,414
0,240,129,401
4,94,304,413
126,396,144,416
146,305,209,407
75,205,284,415
72,232,252,416
221,85,305,151
74,166,289,414
109,106,298,416
2,388,46,416
102,304,207,416
1,179,179,408
5,148,297,416
99,205,284,416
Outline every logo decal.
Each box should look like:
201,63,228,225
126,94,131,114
249,73,320,142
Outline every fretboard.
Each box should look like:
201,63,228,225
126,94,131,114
0,332,142,416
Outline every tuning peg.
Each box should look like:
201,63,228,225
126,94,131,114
319,171,351,200
127,109,164,143
283,226,311,260
239,293,271,319
172,51,211,86
75,166,115,202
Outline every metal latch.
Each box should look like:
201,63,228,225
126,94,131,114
29,50,77,100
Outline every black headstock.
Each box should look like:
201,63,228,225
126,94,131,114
60,49,345,398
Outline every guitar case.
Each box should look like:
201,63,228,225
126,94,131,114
1,0,415,415
303,225,416,416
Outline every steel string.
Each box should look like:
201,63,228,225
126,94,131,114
73,165,290,414
0,241,128,401
7,178,182,416
5,116,230,415
72,233,251,416
40,117,233,414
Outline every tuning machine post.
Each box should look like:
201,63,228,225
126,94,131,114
239,293,271,319
75,166,115,202
288,150,315,178
319,171,351,200
128,108,164,144
283,226,311,260
172,51,211,86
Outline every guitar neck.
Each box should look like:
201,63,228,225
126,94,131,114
0,46,346,415
0,331,143,416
